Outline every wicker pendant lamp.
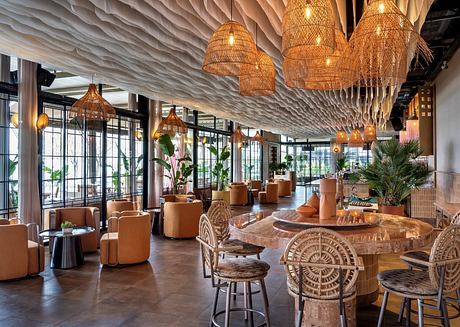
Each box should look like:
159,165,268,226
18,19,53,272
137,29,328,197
282,0,336,60
252,130,265,143
240,25,275,96
348,0,432,87
202,1,257,76
286,29,355,90
283,57,309,88
158,105,188,136
363,125,377,143
230,125,246,143
70,83,116,121
348,129,364,147
399,129,408,144
406,116,419,141
336,130,348,144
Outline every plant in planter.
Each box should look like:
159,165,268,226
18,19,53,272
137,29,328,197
61,221,76,234
284,155,294,171
152,134,196,194
277,162,288,175
268,162,278,178
355,139,430,216
335,153,349,173
209,145,230,191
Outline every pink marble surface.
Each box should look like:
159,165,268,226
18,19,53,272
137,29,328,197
229,210,434,255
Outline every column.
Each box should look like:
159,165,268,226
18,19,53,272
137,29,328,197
17,59,41,225
232,123,242,182
0,55,10,216
148,99,163,207
128,93,137,197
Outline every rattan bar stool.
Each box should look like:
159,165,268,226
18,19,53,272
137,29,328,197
397,210,460,323
281,228,364,327
377,224,460,327
197,214,271,327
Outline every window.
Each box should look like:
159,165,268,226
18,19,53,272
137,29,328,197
343,145,371,168
0,92,18,219
241,128,261,181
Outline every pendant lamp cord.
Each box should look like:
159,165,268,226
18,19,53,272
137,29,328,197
255,22,258,46
230,0,233,21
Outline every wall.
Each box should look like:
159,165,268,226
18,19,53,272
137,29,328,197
435,48,460,173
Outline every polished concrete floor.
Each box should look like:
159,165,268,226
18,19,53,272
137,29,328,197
0,187,458,326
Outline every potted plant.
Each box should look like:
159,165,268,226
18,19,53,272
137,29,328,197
61,221,76,234
152,134,195,195
268,162,278,178
209,145,231,203
285,154,297,192
356,139,430,216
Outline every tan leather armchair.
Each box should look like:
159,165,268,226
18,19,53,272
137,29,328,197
108,210,152,231
49,207,100,252
229,183,248,205
0,223,44,281
107,199,136,218
249,180,263,198
163,199,203,238
259,183,279,204
100,213,151,266
275,179,292,197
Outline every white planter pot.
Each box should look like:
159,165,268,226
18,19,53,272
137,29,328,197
62,228,74,234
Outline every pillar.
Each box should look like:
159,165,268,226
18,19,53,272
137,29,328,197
232,123,242,182
17,59,41,226
148,100,163,207
0,55,10,216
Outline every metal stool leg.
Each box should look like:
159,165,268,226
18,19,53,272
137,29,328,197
247,282,255,327
405,299,412,327
417,299,424,327
233,281,237,302
243,282,248,320
224,282,232,327
377,290,389,327
398,298,406,323
260,279,271,327
441,300,451,327
210,282,221,327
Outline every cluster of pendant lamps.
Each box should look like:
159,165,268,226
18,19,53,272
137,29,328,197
336,125,376,147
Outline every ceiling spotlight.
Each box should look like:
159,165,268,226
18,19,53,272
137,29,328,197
441,60,448,70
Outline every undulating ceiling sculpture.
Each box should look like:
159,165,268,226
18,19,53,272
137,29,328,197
0,0,433,137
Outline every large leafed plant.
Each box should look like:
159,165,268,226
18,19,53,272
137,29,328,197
356,139,430,206
209,145,230,191
152,134,195,194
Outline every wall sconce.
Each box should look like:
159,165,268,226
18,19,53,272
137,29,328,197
152,129,161,141
134,129,143,141
332,144,341,154
202,136,207,145
36,113,49,130
10,113,19,128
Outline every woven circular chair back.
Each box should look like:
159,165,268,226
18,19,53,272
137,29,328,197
207,200,232,242
429,224,460,294
283,227,360,300
198,214,219,270
451,210,460,225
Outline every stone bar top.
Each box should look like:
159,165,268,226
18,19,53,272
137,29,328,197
229,210,434,255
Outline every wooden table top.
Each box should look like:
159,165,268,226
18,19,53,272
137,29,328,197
229,210,434,255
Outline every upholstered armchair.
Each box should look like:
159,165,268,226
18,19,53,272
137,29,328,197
107,199,136,219
108,210,152,231
249,180,263,198
0,222,44,281
229,183,248,206
48,207,100,252
259,183,279,204
274,179,292,197
100,213,151,266
163,199,203,238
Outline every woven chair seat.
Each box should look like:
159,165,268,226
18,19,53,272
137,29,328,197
378,269,437,297
215,258,270,280
401,251,430,271
221,239,264,256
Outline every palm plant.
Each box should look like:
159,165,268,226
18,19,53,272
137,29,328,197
209,145,230,191
43,165,69,198
152,134,195,194
356,139,430,206
336,153,349,172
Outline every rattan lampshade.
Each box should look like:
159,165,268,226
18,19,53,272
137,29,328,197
348,129,364,147
158,105,188,136
282,0,336,60
406,116,419,141
239,50,275,96
252,131,265,143
363,125,377,143
203,21,257,76
348,0,431,87
283,58,309,88
70,84,116,121
399,129,408,144
287,29,355,90
336,130,348,144
230,126,246,144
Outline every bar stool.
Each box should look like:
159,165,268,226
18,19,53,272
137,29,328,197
197,214,271,327
377,225,460,327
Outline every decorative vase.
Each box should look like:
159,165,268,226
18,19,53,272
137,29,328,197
381,205,405,216
212,190,230,204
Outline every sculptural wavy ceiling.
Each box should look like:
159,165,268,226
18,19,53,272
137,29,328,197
0,0,433,137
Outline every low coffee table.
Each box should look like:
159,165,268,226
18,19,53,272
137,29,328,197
40,226,95,269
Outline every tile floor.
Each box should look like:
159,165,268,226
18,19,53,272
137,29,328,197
0,187,458,326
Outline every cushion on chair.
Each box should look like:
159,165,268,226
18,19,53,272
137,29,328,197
401,251,430,271
377,269,438,296
215,258,270,280
221,239,264,256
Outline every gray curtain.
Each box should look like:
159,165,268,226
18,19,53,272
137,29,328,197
17,59,41,225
